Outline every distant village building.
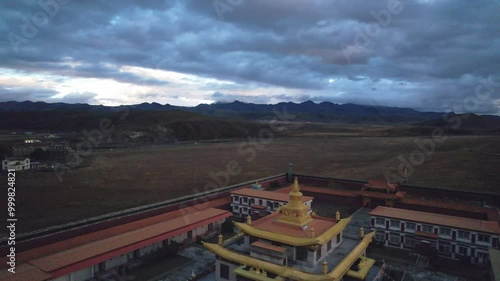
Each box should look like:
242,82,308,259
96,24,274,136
205,178,377,281
12,144,47,157
25,139,42,144
30,161,52,170
370,206,500,264
45,142,71,163
44,133,60,139
230,188,313,218
2,157,30,171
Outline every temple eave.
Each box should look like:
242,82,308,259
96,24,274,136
234,217,351,247
203,231,376,281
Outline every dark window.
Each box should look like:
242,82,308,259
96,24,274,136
375,218,385,225
220,263,229,279
458,246,468,255
389,233,400,244
390,220,400,228
438,241,451,253
327,240,332,251
458,230,470,240
336,233,341,244
422,225,433,233
439,228,451,236
477,234,490,243
316,247,322,260
406,222,416,231
296,247,307,261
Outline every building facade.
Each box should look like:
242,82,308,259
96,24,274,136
1,208,231,281
370,206,500,264
206,178,377,281
230,188,313,218
2,157,30,171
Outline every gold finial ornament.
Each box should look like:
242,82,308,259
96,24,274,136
336,210,340,220
360,226,365,239
218,233,223,245
276,177,313,226
310,227,315,237
246,215,252,225
322,260,328,274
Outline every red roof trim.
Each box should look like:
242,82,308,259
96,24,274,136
36,212,231,278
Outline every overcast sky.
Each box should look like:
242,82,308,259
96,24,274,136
1,0,499,113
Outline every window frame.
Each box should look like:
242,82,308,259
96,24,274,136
439,227,451,237
406,222,416,231
390,220,400,228
375,232,385,242
457,230,470,240
438,241,451,253
375,218,385,226
389,233,400,245
477,234,490,243
458,246,468,256
404,237,416,248
422,224,433,233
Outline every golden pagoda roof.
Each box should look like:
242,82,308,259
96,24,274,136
235,217,351,246
235,177,351,246
203,231,377,281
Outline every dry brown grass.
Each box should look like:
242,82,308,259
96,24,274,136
3,135,499,233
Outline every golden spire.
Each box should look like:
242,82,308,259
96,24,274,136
292,177,300,193
218,233,223,245
277,177,312,226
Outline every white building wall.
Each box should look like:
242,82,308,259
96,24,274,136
371,215,498,263
51,275,70,281
71,267,92,281
105,254,129,270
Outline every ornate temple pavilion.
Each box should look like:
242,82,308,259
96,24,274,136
204,178,377,281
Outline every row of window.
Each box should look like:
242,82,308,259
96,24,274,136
374,218,490,243
377,232,488,256
232,196,282,208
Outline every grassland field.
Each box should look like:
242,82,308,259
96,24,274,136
0,126,499,234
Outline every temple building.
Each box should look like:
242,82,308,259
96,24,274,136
357,180,406,208
204,178,377,281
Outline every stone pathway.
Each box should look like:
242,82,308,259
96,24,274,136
148,245,215,281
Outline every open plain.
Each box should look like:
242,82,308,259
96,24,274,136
1,129,499,234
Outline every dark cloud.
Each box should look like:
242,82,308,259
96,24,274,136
0,0,499,114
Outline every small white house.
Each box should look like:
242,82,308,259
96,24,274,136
2,157,30,171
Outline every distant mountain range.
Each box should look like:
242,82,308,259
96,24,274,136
0,100,499,135
0,100,447,122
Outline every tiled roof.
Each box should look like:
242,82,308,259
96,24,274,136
274,185,359,198
251,241,287,253
250,212,336,239
0,263,51,281
231,188,313,203
363,180,399,191
370,206,500,234
29,208,231,274
0,197,229,268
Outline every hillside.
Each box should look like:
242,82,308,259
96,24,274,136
0,100,446,123
0,109,264,143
